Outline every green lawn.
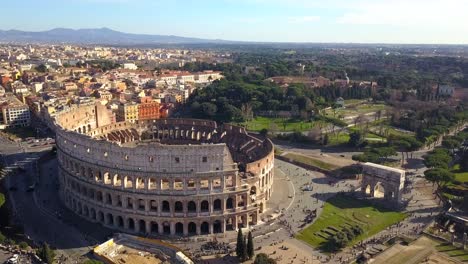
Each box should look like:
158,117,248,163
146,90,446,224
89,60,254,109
326,132,350,146
451,164,468,183
282,153,339,171
242,117,319,132
296,194,407,253
435,243,468,262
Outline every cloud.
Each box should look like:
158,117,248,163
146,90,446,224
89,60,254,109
288,16,320,23
335,0,468,29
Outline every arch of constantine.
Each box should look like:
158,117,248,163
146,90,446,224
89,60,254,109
361,162,405,206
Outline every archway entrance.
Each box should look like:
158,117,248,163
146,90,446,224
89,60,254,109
201,222,209,234
374,182,385,198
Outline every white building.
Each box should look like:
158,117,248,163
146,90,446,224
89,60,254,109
123,63,138,70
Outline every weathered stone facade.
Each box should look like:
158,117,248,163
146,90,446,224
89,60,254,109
52,105,274,236
361,162,405,206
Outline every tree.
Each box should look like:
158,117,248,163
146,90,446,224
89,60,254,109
37,243,55,264
323,134,329,145
35,64,48,73
236,229,245,261
424,168,455,188
348,131,365,148
254,253,277,264
424,148,452,169
247,231,254,260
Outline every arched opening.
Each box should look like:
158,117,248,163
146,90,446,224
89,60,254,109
139,220,146,233
213,220,222,233
150,200,158,212
364,184,371,195
188,222,196,235
175,201,183,213
163,222,170,235
90,208,96,220
259,203,264,213
151,222,159,234
201,200,209,212
213,199,222,211
106,213,114,226
175,222,184,235
117,216,124,228
83,206,89,217
374,182,385,198
250,186,257,195
128,218,135,231
226,198,234,209
226,218,234,231
162,201,170,212
105,193,112,205
201,222,209,234
138,199,145,211
113,174,121,186
188,201,196,212
98,211,104,223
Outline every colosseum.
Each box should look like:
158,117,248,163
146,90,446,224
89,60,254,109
49,103,274,236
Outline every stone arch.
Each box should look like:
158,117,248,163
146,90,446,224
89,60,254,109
374,182,385,198
128,218,135,231
162,200,170,212
201,222,209,234
213,220,222,233
187,201,196,212
151,222,159,234
250,186,257,195
105,193,112,205
83,205,89,217
124,176,133,188
163,221,170,234
201,200,209,212
175,222,184,235
226,197,234,209
213,199,222,211
139,220,146,233
175,201,183,213
98,211,104,223
188,222,196,235
150,200,158,212
364,184,371,195
117,216,124,228
113,174,122,186
226,217,235,231
106,213,114,226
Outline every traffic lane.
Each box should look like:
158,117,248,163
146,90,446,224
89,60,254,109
9,164,89,251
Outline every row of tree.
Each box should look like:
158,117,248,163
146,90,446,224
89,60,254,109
236,229,254,262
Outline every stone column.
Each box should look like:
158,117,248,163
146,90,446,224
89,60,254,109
196,223,201,235
170,222,175,235
146,221,151,234
183,222,188,236
209,223,214,234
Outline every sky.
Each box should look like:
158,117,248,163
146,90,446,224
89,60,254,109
1,0,468,44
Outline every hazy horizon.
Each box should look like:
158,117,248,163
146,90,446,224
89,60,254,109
1,0,467,45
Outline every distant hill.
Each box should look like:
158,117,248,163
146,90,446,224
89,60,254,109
0,27,234,45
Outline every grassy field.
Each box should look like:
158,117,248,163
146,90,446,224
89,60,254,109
282,152,339,171
296,194,407,252
324,103,387,118
326,132,350,146
435,242,468,261
243,117,320,132
451,164,468,183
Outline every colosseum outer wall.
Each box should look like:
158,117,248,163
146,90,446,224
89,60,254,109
53,105,275,236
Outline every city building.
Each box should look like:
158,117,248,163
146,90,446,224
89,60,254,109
0,95,31,129
116,101,139,123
